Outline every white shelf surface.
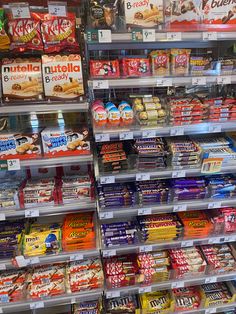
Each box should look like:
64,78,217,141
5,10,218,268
98,197,236,219
102,233,236,257
89,75,236,89
0,289,103,313
2,200,96,219
94,121,236,142
105,271,236,298
0,101,89,115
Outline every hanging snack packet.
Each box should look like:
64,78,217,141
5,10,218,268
7,12,43,51
41,12,78,53
0,9,10,50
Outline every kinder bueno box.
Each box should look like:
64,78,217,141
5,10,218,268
41,127,90,158
165,0,202,30
202,0,236,30
1,58,43,102
0,128,42,160
42,54,84,100
124,0,164,29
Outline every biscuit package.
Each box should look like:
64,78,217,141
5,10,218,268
41,126,90,158
0,128,42,160
1,58,43,102
42,54,84,100
202,0,236,29
165,0,202,30
124,0,164,29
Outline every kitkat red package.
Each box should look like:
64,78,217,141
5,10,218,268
8,12,43,51
41,12,78,53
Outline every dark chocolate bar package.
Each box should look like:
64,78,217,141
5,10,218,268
88,0,119,30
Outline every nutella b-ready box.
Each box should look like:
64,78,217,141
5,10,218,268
42,54,84,100
124,0,164,29
1,58,43,102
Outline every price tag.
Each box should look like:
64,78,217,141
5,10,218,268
201,158,223,174
224,235,236,242
106,291,120,299
95,134,110,142
170,127,184,136
7,159,20,171
171,281,184,288
48,2,67,17
172,170,186,178
70,254,84,261
139,286,152,293
205,277,217,284
173,204,187,212
71,298,76,304
139,245,153,253
25,209,39,218
217,76,231,85
142,29,155,42
142,130,156,138
98,29,112,43
208,125,221,133
203,32,217,41
205,308,216,314
99,212,114,219
93,80,109,89
208,201,222,209
29,257,40,265
192,77,207,86
0,214,5,221
0,264,6,271
156,78,173,87
119,132,133,140
100,176,115,184
14,255,28,268
10,3,30,19
138,208,152,216
208,237,224,244
0,308,3,313
167,32,182,41
136,173,150,181
103,249,116,257
181,240,193,247
30,301,44,310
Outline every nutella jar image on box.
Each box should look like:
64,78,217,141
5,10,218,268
1,58,43,102
124,0,164,29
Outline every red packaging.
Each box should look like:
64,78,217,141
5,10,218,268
90,60,120,78
41,12,78,53
8,12,43,51
122,58,151,77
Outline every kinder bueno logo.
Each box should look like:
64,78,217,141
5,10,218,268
48,136,67,149
42,19,72,36
3,64,40,73
9,20,37,37
203,0,236,9
176,54,187,63
126,0,149,9
44,63,81,74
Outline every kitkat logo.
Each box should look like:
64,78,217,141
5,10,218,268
176,54,187,63
9,20,36,37
126,0,149,9
42,19,72,36
156,55,167,63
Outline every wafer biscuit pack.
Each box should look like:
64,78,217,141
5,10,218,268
1,58,43,102
42,54,84,100
124,0,164,29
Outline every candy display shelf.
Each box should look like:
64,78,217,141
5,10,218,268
95,161,236,184
94,121,236,142
98,197,236,219
0,289,103,313
101,233,236,257
0,101,89,115
86,30,236,45
0,247,100,270
105,271,236,298
1,200,96,219
88,75,236,90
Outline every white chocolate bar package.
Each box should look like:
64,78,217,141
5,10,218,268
42,54,84,100
1,58,43,102
124,0,164,29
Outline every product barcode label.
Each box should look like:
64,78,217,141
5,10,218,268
136,173,150,181
171,281,184,288
10,3,30,19
103,250,116,257
203,32,217,41
7,159,21,171
172,170,186,178
70,254,84,261
142,29,155,42
138,208,152,216
156,78,173,87
30,302,44,309
100,176,115,184
119,132,133,140
217,76,231,85
139,245,153,253
208,202,221,209
93,80,109,89
142,130,156,138
95,134,110,142
167,32,182,41
25,209,39,218
181,240,193,247
192,77,207,86
139,286,152,293
48,1,67,16
99,212,114,219
173,204,187,212
170,127,184,136
205,277,217,284
98,29,112,43
106,291,120,299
